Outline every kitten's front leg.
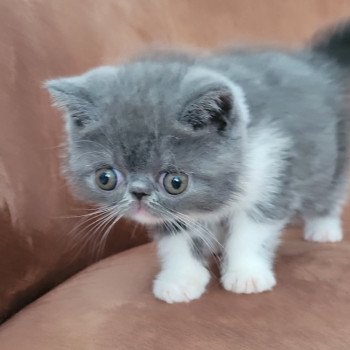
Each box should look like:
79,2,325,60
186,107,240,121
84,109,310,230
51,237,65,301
221,211,285,294
153,232,210,303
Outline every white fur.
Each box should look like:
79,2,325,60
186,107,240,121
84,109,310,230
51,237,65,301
237,125,292,211
132,210,161,225
304,215,343,242
221,126,290,293
153,233,210,303
221,211,284,293
222,265,276,294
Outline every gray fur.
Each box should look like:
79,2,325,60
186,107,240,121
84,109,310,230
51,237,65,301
46,23,350,260
203,49,349,219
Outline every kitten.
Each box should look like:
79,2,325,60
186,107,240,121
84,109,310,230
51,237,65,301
46,21,350,303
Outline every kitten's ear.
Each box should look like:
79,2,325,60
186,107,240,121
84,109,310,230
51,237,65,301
179,87,234,132
179,68,250,133
45,77,97,128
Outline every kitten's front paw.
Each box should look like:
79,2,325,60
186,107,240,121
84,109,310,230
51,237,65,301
221,264,276,294
153,267,210,303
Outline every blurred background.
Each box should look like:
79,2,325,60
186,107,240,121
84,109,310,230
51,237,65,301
0,0,349,323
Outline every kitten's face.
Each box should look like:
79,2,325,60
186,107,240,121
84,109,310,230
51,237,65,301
46,61,247,226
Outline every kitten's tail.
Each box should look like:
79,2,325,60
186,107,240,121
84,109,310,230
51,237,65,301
311,19,350,68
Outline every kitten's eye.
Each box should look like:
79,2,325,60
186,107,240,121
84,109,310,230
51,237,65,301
162,173,189,195
95,167,121,191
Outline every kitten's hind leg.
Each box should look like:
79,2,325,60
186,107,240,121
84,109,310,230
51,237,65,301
303,179,347,243
304,215,343,242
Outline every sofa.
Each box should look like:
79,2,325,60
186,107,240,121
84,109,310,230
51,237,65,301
1,1,350,348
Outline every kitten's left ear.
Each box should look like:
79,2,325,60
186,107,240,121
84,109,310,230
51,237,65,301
179,69,250,133
179,87,234,132
179,82,249,132
45,76,98,128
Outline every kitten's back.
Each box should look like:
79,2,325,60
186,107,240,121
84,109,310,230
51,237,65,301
201,46,349,215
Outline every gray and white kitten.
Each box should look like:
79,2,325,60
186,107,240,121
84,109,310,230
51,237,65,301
46,22,350,303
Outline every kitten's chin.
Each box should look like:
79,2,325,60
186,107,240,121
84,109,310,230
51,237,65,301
127,205,163,225
131,212,163,225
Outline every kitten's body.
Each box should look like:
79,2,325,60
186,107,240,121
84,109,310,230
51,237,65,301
204,50,348,219
47,22,350,302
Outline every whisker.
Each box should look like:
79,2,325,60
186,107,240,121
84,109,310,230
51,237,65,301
73,139,114,155
149,202,223,264
66,200,130,261
130,222,140,239
95,212,125,258
86,202,130,260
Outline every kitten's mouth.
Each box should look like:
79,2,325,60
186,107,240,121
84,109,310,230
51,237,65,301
130,201,160,225
134,201,147,214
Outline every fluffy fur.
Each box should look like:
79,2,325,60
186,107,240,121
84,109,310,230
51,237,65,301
46,21,350,303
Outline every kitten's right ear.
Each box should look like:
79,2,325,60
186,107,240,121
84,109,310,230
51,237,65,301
45,76,97,128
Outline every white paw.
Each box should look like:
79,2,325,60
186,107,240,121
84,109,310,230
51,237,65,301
304,216,343,243
221,264,276,294
153,267,210,303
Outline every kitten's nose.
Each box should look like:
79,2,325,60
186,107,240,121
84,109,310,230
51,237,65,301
131,191,149,200
129,179,153,200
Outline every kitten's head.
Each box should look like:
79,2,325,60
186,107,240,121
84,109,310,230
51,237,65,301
46,59,249,226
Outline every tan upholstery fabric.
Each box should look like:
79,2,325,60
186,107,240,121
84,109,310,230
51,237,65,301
0,225,350,349
1,0,350,330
